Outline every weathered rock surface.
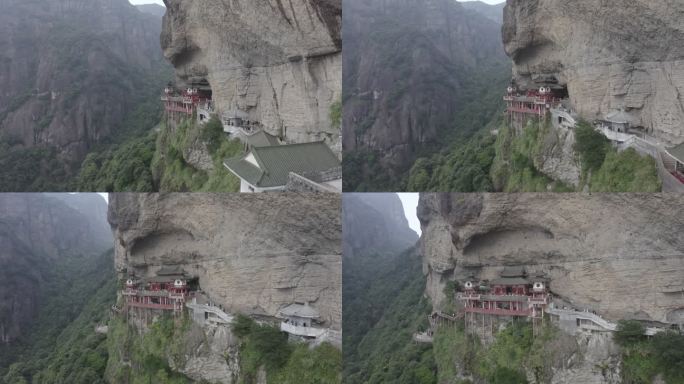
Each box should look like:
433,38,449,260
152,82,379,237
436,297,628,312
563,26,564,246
161,0,341,152
182,139,215,172
173,323,240,384
534,124,580,187
0,194,111,343
523,331,621,384
342,0,508,181
503,0,684,145
108,193,342,329
418,193,684,325
0,0,167,166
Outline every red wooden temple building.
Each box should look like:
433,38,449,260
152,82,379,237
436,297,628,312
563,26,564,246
161,86,212,117
504,84,562,130
122,266,196,313
456,267,550,320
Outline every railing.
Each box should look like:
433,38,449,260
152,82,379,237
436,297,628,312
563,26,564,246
161,95,194,103
165,104,194,114
507,106,544,115
186,301,234,324
549,307,666,336
596,126,633,142
529,297,549,305
315,329,342,347
464,307,531,317
280,322,327,338
456,293,481,300
504,95,559,105
286,172,341,193
611,133,684,190
128,302,176,310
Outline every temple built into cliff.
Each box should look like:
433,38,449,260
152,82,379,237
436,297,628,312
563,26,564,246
503,83,684,188
439,266,680,340
455,267,550,337
122,266,197,313
160,83,342,193
161,85,213,124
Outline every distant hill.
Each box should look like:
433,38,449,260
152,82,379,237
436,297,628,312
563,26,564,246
0,0,169,191
136,3,166,18
342,0,510,191
460,1,505,24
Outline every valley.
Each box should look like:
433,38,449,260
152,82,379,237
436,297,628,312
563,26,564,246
343,0,684,193
0,193,343,383
342,193,684,383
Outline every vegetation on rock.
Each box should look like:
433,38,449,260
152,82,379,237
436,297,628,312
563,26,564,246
343,247,436,384
615,321,684,384
151,117,242,192
232,315,342,384
105,314,193,384
1,250,115,384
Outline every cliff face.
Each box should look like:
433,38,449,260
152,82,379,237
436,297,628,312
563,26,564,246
0,194,111,344
503,0,684,145
161,0,342,151
418,193,684,325
342,0,508,176
108,193,342,329
0,0,166,166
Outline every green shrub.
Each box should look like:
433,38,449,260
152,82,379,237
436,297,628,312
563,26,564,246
650,331,684,383
490,366,527,384
614,320,646,346
231,315,255,338
77,132,157,192
589,148,661,192
152,118,241,192
574,121,609,172
200,117,225,153
330,99,342,130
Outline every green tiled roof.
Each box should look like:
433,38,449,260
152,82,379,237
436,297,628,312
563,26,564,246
224,141,340,188
245,131,280,148
667,142,684,163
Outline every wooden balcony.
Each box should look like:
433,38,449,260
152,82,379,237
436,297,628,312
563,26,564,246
128,302,176,310
507,106,544,115
464,307,531,317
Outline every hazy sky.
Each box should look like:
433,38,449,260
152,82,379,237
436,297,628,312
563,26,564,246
398,193,421,236
129,0,165,5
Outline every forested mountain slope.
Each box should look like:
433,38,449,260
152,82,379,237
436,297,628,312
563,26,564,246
342,0,510,190
0,0,170,191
